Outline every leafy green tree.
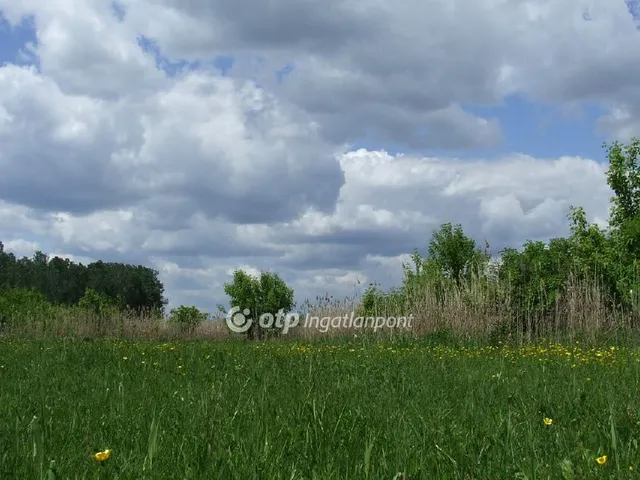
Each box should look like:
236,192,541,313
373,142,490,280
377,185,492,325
169,305,208,332
566,206,620,305
223,270,295,340
605,138,640,234
568,207,610,270
0,243,167,317
358,282,406,317
77,288,118,315
602,138,640,311
427,223,488,285
0,288,52,331
499,238,574,333
85,262,166,314
400,249,448,310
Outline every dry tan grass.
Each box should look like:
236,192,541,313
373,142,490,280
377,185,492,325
288,273,631,342
1,308,233,341
0,273,635,342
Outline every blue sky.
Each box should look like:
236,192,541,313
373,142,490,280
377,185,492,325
465,97,609,160
351,96,610,161
0,1,638,311
0,15,37,66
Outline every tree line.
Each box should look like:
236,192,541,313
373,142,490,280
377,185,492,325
0,245,166,313
359,139,640,339
1,139,640,341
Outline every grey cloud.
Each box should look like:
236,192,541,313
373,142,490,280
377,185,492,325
171,158,344,225
278,228,430,264
0,64,345,224
278,244,376,271
120,0,506,150
122,0,385,57
0,151,136,214
0,0,635,314
0,66,146,213
138,228,280,259
119,0,640,147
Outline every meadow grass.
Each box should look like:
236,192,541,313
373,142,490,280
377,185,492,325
2,336,640,479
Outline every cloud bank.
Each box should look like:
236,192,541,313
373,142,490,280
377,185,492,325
0,0,636,310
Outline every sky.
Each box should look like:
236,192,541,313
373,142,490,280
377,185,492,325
0,0,639,312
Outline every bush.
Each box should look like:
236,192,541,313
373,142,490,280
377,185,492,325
77,288,119,315
0,288,52,331
357,283,406,318
223,270,294,340
169,305,208,331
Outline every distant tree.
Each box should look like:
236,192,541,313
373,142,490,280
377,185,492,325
223,270,295,340
603,138,640,313
170,305,208,333
358,282,406,318
0,243,167,317
0,288,52,331
77,288,118,315
605,138,640,235
499,237,574,333
427,223,488,285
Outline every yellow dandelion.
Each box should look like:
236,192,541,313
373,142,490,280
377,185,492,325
596,455,607,465
93,449,112,462
543,417,553,426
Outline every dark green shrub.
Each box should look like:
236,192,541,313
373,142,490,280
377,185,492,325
0,288,52,331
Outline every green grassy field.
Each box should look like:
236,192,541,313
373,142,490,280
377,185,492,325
2,338,640,479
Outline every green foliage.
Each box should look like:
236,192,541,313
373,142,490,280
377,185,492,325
402,249,449,308
498,238,574,332
568,206,610,273
169,305,208,331
399,226,491,307
601,138,640,313
427,223,488,285
484,140,640,334
358,283,406,317
77,288,118,315
352,139,640,339
0,288,52,330
605,138,640,233
0,243,167,316
3,140,640,342
223,270,294,340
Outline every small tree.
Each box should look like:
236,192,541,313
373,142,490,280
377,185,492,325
605,138,640,234
223,270,294,340
358,283,406,318
427,223,488,285
603,138,640,315
0,288,52,331
498,238,574,335
169,305,208,333
77,288,118,315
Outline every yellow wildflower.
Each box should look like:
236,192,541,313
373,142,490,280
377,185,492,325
93,449,112,462
543,417,553,426
596,455,607,465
